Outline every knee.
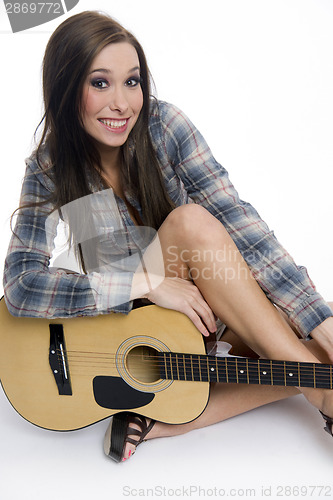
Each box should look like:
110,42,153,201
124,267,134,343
163,204,229,243
164,204,212,232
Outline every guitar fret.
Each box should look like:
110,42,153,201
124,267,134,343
176,354,180,380
215,357,219,382
167,353,172,380
270,360,273,385
246,358,249,384
183,354,186,381
258,359,261,385
169,353,174,380
284,362,286,386
313,364,316,388
163,353,168,379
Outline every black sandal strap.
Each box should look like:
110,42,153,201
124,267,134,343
137,419,156,445
125,415,156,447
319,411,333,437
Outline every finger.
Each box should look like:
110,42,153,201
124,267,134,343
183,306,210,337
190,299,217,335
185,286,217,333
196,297,217,333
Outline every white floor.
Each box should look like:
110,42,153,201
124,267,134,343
0,387,332,500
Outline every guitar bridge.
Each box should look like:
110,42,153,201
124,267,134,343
49,324,72,396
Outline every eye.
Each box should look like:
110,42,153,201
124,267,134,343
90,78,109,89
125,76,142,88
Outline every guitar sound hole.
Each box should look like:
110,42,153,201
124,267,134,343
126,346,160,383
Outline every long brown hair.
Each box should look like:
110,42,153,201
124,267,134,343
36,10,174,230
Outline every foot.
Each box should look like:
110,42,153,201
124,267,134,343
104,413,156,463
320,411,333,436
122,414,155,461
299,385,333,439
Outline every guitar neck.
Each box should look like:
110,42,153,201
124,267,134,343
159,352,333,389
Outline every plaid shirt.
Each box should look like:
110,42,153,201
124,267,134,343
3,100,332,338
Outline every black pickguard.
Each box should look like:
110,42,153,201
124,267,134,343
93,376,155,410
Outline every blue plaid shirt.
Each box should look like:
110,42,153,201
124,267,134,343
3,100,332,338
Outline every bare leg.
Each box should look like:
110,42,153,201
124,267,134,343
121,206,332,459
155,205,333,415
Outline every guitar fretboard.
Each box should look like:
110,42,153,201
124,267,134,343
159,352,333,389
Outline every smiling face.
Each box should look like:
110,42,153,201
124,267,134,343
81,42,144,155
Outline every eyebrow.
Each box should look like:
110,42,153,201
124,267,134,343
89,66,141,75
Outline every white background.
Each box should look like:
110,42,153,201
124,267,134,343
0,1,333,499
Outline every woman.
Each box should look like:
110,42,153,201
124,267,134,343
3,10,333,463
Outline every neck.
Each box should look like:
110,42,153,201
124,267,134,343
159,351,333,389
95,145,124,197
98,145,122,175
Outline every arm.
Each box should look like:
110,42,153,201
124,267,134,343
152,101,332,339
3,157,134,318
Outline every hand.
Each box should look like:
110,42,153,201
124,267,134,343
311,317,333,363
145,277,217,337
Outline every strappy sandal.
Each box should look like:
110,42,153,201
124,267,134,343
320,411,333,437
103,412,156,463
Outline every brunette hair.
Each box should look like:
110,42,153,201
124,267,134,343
36,10,174,230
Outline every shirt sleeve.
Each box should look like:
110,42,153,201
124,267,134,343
156,101,332,338
3,158,133,318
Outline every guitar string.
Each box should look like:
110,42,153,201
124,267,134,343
53,349,333,375
54,349,333,374
50,349,333,385
61,361,333,378
54,360,333,380
52,349,332,362
51,354,333,383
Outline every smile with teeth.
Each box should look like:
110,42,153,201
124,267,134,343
98,118,128,128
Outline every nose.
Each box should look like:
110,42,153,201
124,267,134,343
109,85,129,114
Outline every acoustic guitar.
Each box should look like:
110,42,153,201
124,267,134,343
0,297,332,431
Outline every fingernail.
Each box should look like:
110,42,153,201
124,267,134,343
128,450,132,458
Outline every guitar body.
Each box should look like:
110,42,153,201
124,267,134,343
0,299,209,431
